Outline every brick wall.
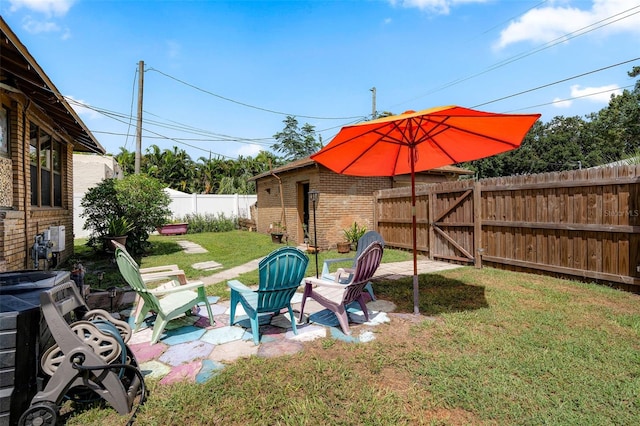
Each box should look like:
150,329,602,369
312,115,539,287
316,169,391,248
0,94,75,270
255,164,392,249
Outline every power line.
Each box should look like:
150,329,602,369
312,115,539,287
91,130,274,146
389,3,640,109
63,97,234,158
477,0,549,37
65,96,275,146
472,57,640,109
123,66,138,152
506,83,636,113
146,67,367,121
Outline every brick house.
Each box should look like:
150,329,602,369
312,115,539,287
250,157,472,249
0,17,105,271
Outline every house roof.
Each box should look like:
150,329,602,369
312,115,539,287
250,156,474,181
0,17,105,154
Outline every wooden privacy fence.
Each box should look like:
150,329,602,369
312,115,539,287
374,164,640,292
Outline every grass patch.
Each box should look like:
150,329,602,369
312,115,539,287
65,261,640,425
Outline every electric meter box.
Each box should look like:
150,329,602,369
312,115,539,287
48,225,65,252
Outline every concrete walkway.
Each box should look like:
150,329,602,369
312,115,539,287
127,245,463,385
198,247,462,286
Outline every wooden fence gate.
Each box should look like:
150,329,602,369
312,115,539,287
374,180,478,265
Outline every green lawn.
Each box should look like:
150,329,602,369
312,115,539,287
72,230,412,298
66,232,640,425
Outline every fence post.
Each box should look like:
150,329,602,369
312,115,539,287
428,186,435,260
474,180,482,269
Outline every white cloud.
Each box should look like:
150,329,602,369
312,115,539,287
496,0,640,49
21,16,59,34
235,143,263,158
8,0,75,17
552,83,621,108
65,96,101,120
552,97,573,108
388,0,486,15
569,83,621,102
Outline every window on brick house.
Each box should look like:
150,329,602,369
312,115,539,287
0,106,8,157
30,122,63,207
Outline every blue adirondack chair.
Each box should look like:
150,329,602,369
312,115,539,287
228,246,309,345
321,230,385,300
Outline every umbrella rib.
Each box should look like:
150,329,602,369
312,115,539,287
336,121,409,174
414,116,524,164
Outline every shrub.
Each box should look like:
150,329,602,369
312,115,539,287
343,222,367,248
179,213,237,233
81,175,171,254
81,178,122,250
106,216,134,236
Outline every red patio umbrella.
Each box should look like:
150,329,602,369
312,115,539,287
311,105,541,314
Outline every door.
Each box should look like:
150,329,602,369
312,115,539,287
298,182,310,244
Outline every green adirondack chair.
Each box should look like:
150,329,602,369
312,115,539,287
114,242,214,344
228,246,309,345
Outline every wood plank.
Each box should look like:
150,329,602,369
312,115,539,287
474,181,482,268
433,253,474,264
481,255,640,287
481,175,640,191
481,220,640,233
433,226,474,260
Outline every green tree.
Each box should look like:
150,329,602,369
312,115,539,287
114,174,171,254
114,147,136,175
80,178,123,249
80,175,171,254
143,145,195,192
272,116,321,161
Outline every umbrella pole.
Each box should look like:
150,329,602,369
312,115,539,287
411,148,419,315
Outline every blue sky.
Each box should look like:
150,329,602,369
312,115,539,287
2,0,639,160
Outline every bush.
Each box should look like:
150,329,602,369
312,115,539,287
81,175,171,254
179,213,237,233
80,178,121,248
343,222,367,247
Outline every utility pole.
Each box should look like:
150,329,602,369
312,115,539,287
135,60,144,174
370,87,376,120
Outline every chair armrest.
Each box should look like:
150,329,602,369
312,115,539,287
150,280,205,295
139,264,180,274
227,279,253,294
321,257,355,277
334,268,355,284
141,270,188,285
305,277,350,289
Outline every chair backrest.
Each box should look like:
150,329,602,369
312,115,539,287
343,241,384,304
256,246,309,311
113,242,161,312
354,231,385,265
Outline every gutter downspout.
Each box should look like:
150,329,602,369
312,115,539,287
268,161,288,243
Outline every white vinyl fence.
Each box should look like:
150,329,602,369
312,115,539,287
73,192,256,238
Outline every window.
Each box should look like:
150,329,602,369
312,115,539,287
0,106,8,157
30,122,63,207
